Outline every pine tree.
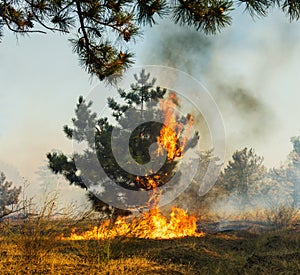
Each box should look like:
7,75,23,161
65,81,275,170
268,137,300,208
220,147,267,211
171,149,223,214
1,0,300,80
47,69,199,217
268,167,295,206
0,172,22,220
284,136,300,208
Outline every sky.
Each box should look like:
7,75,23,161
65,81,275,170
138,10,300,168
1,7,300,204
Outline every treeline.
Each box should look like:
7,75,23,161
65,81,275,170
175,137,300,214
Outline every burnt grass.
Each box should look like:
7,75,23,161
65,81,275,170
107,229,300,274
0,225,299,274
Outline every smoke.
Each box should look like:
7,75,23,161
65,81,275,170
210,191,297,221
140,20,213,76
142,24,212,75
215,84,275,143
1,10,299,215
137,13,300,168
139,20,275,150
136,12,300,216
0,161,23,187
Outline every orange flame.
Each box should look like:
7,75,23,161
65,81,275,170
157,91,194,160
63,207,204,240
63,92,202,241
134,91,194,191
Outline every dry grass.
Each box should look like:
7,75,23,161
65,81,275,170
0,196,299,274
0,237,192,274
203,205,300,230
0,224,299,274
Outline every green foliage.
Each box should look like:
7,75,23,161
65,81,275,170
1,0,300,80
136,0,169,26
47,151,84,188
267,137,300,208
238,0,272,17
0,172,22,220
282,0,300,20
268,167,294,204
47,69,199,215
211,138,300,213
107,69,165,120
283,136,300,207
172,0,233,34
220,147,267,210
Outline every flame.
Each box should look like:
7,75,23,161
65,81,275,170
133,91,194,191
63,92,203,241
63,207,204,240
157,91,194,160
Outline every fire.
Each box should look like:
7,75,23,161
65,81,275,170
157,91,194,160
133,91,194,191
63,91,203,241
64,207,204,240
158,126,182,159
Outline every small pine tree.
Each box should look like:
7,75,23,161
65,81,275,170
220,148,267,211
47,69,198,217
0,172,22,220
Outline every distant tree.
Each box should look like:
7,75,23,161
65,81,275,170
286,136,300,207
268,167,294,206
172,149,223,214
36,161,63,194
1,0,300,80
0,172,22,220
268,137,300,208
47,69,198,218
220,148,267,211
275,136,300,208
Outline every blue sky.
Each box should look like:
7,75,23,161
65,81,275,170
1,8,300,201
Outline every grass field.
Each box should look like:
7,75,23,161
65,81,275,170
0,220,299,274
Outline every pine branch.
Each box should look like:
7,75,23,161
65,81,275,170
135,0,169,26
238,0,273,17
172,0,233,34
24,0,73,33
75,0,91,55
1,0,45,33
282,0,300,21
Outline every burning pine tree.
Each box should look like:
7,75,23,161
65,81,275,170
48,69,202,239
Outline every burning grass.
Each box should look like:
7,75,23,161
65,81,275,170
64,207,204,241
1,192,299,274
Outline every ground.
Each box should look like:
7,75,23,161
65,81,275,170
0,223,299,274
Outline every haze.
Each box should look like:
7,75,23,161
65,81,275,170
1,9,300,204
